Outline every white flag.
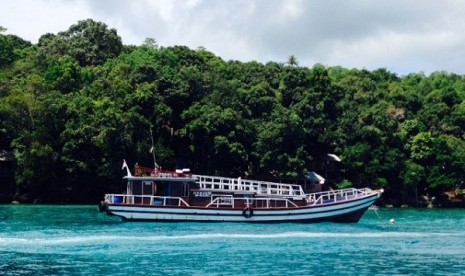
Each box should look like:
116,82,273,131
121,159,132,177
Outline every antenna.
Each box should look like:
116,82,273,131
149,127,158,169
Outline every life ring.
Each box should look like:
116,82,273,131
242,207,253,218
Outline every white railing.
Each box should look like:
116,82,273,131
104,194,190,207
248,197,299,208
206,195,234,208
194,175,305,198
306,188,376,206
205,196,298,209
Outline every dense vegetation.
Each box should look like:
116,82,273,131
1,20,464,205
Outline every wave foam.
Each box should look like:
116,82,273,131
0,231,463,246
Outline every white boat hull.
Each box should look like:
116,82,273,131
102,193,380,223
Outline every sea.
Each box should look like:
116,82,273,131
0,205,464,275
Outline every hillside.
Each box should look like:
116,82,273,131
1,19,464,206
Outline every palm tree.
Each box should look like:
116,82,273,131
287,55,299,66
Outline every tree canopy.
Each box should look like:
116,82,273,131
1,19,464,205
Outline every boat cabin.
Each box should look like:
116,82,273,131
125,175,197,205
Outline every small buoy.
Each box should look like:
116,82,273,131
389,218,395,224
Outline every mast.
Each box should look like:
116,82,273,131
149,127,158,170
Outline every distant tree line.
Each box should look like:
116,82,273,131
1,19,464,205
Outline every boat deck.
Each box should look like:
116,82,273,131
104,187,377,210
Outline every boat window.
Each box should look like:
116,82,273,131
142,181,154,195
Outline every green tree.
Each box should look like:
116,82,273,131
2,19,465,205
254,106,308,180
286,55,299,66
44,56,82,93
0,27,15,67
39,19,122,67
180,103,248,176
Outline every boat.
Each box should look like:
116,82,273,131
98,160,383,223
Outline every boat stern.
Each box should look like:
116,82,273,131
97,196,115,216
98,200,108,213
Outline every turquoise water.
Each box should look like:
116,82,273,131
1,206,465,275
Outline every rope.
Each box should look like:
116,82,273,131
370,205,396,224
370,205,382,220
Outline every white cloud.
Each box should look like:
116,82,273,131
1,0,91,40
2,0,465,74
278,0,305,22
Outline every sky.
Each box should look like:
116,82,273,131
2,0,465,75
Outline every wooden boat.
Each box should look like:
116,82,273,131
99,161,383,223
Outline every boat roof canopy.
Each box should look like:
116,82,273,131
326,153,341,162
124,176,196,182
306,171,325,184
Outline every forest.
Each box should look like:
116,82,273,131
1,19,464,206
